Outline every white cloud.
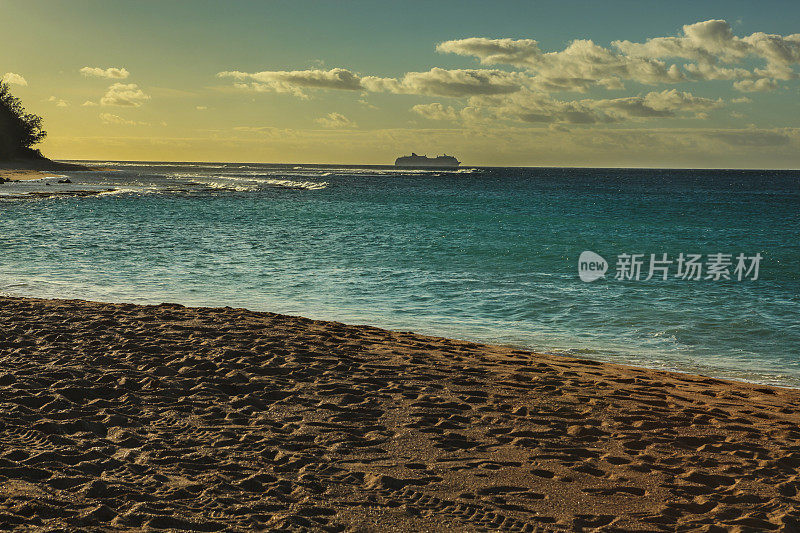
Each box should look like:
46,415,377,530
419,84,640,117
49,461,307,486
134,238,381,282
435,21,800,93
99,113,148,126
82,100,99,107
217,68,362,98
614,20,750,64
613,20,800,89
436,38,542,68
2,72,27,86
437,37,685,92
362,68,523,97
196,105,208,110
48,96,68,107
411,103,460,121
410,102,488,124
100,83,150,107
80,66,130,79
642,89,723,113
683,63,754,81
215,19,798,130
218,67,523,98
315,112,356,129
733,78,779,92
470,88,722,125
743,32,800,69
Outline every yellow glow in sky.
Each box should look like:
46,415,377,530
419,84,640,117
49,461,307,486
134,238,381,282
2,1,799,168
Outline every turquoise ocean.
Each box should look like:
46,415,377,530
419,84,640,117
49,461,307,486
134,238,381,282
1,162,798,386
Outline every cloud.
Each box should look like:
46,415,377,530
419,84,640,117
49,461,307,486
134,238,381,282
642,89,723,113
590,89,721,121
613,20,800,88
471,88,722,125
2,72,27,86
745,32,800,68
710,129,792,147
99,113,148,126
48,96,68,107
219,67,523,98
506,96,608,125
733,78,779,92
80,66,130,79
682,63,754,81
613,20,750,64
217,68,362,97
410,103,489,125
315,112,356,129
196,105,208,110
593,97,674,119
215,19,797,131
438,20,799,93
437,38,685,92
82,101,98,107
231,126,298,139
362,68,523,97
436,38,543,68
411,103,460,121
100,83,150,107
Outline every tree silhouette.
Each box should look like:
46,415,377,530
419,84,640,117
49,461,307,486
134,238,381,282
0,81,47,160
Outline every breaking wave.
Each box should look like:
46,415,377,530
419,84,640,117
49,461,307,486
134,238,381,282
262,179,328,190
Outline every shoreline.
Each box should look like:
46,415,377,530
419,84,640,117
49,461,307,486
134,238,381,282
0,290,800,392
0,158,101,182
1,291,791,391
1,295,791,392
1,295,799,530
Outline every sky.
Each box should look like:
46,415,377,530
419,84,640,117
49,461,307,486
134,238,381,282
2,0,799,167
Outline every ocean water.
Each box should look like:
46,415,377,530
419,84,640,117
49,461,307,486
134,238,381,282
1,162,799,387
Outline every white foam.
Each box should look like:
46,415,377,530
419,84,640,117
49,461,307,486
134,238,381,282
174,174,328,191
263,179,328,190
97,186,159,196
196,179,259,192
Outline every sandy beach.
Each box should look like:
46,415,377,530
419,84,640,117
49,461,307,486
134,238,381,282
0,160,117,198
4,4,798,531
0,296,798,531
0,159,95,182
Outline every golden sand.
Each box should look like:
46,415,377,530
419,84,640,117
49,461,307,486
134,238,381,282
0,296,798,531
0,159,96,181
0,169,64,181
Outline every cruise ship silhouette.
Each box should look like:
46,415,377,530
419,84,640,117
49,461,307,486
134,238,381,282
394,153,460,168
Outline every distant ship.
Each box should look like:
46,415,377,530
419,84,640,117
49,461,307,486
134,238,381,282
394,153,460,168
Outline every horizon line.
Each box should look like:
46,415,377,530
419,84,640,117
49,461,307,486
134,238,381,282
57,159,800,172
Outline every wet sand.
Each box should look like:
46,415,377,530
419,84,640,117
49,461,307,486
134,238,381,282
0,169,64,181
0,159,95,181
0,296,798,531
0,160,115,198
